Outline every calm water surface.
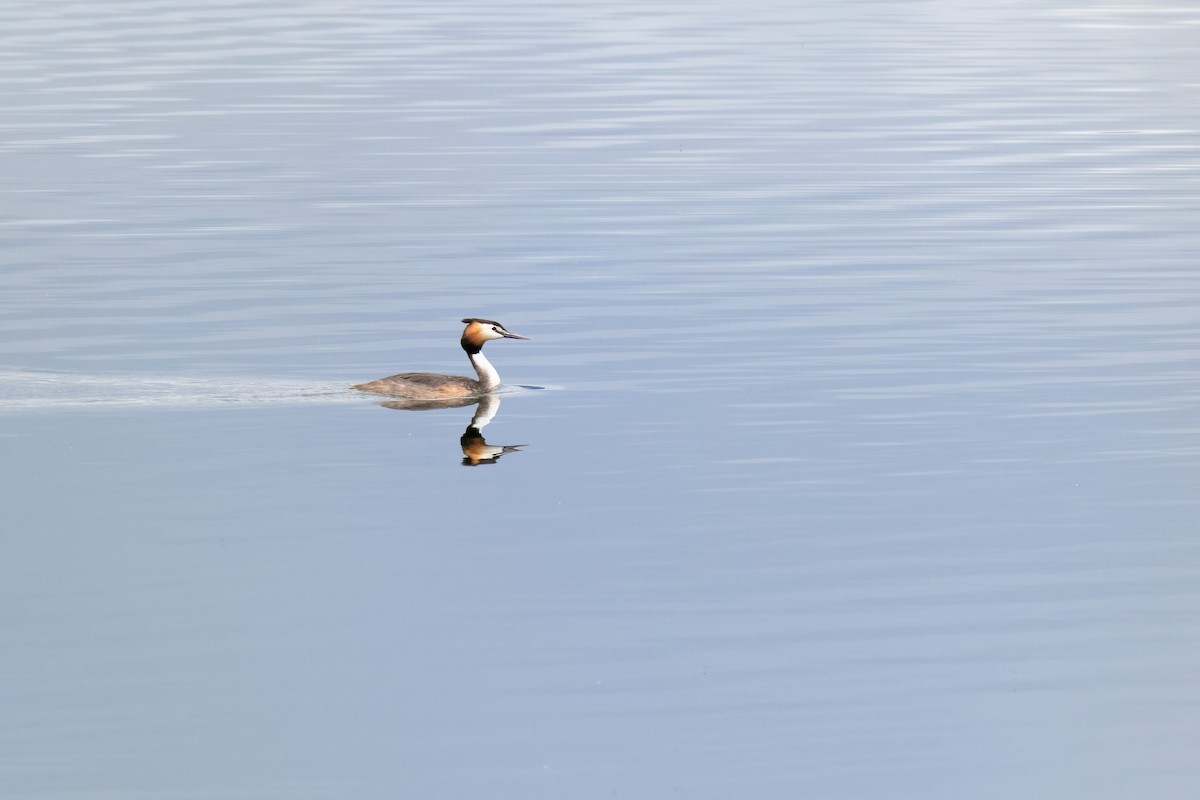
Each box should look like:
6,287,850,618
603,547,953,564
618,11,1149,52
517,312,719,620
3,1,1199,798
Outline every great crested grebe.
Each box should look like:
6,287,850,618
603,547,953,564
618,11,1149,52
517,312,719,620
352,318,528,400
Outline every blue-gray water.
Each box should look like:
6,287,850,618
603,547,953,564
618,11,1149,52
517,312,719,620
3,1,1199,798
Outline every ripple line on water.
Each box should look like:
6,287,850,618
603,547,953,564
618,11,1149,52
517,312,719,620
0,369,363,411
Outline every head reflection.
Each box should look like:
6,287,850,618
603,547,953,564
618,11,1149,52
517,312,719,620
378,393,525,466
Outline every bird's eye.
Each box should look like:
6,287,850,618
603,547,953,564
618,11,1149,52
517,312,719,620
492,326,501,332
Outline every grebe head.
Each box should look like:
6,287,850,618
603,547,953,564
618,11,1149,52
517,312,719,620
461,318,529,353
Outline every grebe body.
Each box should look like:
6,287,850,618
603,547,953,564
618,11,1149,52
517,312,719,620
352,318,528,400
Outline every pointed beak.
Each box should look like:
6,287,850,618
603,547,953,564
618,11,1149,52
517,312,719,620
501,331,529,340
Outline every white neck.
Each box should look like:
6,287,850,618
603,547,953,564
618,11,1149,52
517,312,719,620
469,351,501,390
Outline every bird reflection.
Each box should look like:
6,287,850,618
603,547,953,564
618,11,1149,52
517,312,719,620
377,392,525,466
